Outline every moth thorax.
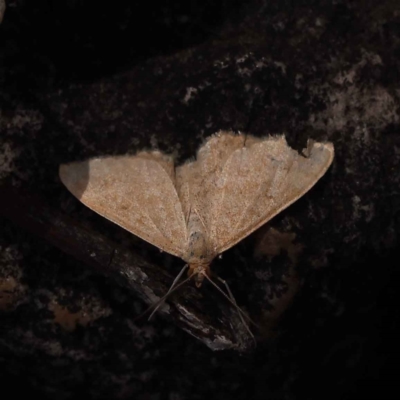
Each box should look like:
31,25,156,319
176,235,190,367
186,229,209,263
189,263,210,288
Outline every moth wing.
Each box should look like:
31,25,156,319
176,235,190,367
207,135,334,254
59,154,188,258
176,132,251,231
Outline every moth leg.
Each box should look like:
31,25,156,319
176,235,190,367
215,276,255,342
148,264,189,320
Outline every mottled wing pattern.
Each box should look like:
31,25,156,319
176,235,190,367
59,154,188,258
205,135,334,254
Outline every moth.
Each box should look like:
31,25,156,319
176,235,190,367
60,131,334,321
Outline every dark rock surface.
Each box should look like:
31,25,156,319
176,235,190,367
1,0,400,399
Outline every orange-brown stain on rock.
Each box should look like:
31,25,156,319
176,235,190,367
49,299,111,332
0,276,24,312
254,226,303,264
254,227,303,338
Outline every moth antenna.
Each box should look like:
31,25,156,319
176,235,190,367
148,264,189,320
202,273,258,338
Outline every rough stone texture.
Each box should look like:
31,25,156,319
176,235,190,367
1,0,400,399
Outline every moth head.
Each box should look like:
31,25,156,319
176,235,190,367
189,263,211,288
